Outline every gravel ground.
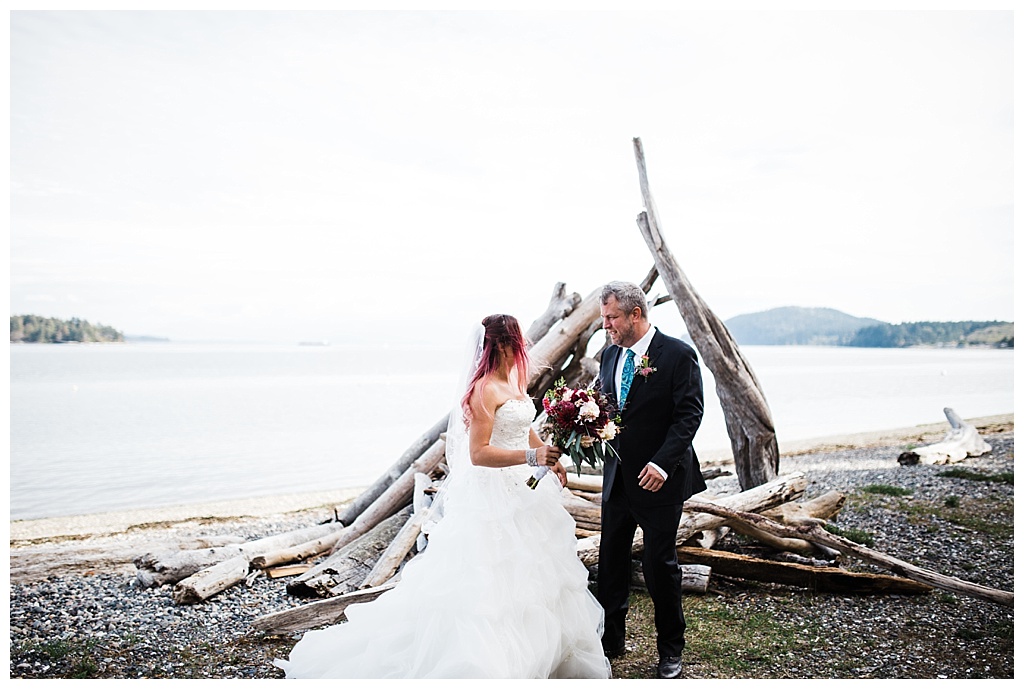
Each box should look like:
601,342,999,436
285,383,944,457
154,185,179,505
9,429,1014,679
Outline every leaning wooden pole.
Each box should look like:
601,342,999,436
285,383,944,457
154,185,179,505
632,137,779,490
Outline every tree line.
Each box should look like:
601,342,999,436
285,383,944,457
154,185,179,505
846,321,1013,348
10,315,124,343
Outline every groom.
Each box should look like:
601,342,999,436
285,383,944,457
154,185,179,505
596,281,705,680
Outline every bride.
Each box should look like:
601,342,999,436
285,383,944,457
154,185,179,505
275,314,612,679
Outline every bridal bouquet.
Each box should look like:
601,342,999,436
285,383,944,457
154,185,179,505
526,379,620,489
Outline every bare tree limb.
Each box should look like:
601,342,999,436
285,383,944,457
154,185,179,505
683,500,1013,607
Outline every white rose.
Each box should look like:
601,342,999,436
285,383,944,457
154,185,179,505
598,421,617,440
578,400,600,421
562,390,574,402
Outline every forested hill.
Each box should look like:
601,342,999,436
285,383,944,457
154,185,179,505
723,307,1013,348
723,307,884,345
847,321,1014,348
10,315,124,343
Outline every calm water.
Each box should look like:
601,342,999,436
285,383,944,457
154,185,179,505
9,342,1013,521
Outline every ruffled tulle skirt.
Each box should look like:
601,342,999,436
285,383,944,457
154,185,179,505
274,465,610,679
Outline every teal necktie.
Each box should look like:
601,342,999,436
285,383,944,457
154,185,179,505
620,349,635,407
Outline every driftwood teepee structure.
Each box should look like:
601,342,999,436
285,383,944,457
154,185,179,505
130,139,1011,624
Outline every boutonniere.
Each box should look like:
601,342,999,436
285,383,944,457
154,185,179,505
636,354,657,378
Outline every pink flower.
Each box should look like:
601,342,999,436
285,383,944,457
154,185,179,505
636,355,657,378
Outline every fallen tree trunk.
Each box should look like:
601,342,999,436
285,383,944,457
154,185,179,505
762,491,846,524
133,522,341,588
632,562,711,594
359,508,428,590
676,547,932,596
173,555,251,605
684,500,1013,608
252,582,398,635
565,463,734,498
714,490,847,559
633,137,779,491
288,508,411,598
252,528,349,570
898,407,993,465
576,472,807,567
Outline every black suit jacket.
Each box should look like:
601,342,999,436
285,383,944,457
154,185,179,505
599,329,706,507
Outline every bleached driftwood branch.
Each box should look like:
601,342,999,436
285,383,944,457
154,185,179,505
134,522,341,589
633,137,779,491
676,547,931,595
684,500,1013,608
575,472,807,567
252,583,398,634
897,408,992,465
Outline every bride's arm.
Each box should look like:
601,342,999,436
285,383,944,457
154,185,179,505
468,386,560,468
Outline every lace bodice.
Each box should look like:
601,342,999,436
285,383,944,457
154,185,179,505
489,398,534,451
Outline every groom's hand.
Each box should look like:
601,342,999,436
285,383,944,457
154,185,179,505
638,464,665,492
551,461,568,488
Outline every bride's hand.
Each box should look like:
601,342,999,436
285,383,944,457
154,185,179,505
536,445,562,467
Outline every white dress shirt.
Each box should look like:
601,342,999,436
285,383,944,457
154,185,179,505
614,325,667,480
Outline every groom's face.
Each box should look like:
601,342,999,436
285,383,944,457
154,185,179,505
601,297,643,348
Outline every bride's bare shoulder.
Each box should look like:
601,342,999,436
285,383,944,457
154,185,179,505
478,379,524,417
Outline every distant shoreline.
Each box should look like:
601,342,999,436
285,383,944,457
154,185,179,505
10,413,1012,543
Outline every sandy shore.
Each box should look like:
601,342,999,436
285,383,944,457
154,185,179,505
10,413,1013,545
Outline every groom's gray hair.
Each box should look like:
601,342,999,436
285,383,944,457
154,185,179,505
601,281,648,320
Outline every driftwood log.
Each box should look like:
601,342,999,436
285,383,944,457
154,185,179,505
526,282,582,343
173,555,251,605
897,407,993,465
575,472,808,567
632,562,712,594
287,508,411,598
684,500,1013,608
676,547,932,595
252,582,398,635
690,490,846,556
359,508,429,590
632,137,779,491
762,490,846,524
525,286,603,400
133,522,341,589
252,527,347,571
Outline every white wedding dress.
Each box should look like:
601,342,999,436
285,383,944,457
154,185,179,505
275,398,611,679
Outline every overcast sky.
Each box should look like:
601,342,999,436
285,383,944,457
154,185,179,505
9,9,1014,345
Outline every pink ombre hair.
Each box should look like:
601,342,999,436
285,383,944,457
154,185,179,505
461,314,531,427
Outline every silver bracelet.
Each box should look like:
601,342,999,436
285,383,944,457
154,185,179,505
525,448,538,467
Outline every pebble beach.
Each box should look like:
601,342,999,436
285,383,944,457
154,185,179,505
9,415,1014,679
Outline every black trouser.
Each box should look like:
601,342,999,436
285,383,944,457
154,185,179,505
597,474,686,659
